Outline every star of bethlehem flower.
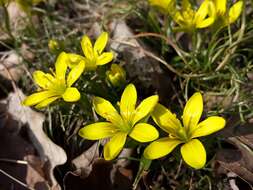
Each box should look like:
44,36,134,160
67,32,114,71
144,92,226,169
22,52,85,109
212,0,243,25
172,0,216,32
79,84,159,160
148,0,175,14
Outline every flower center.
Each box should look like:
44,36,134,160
51,79,67,94
176,127,190,142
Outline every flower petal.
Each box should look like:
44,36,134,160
132,95,159,125
182,92,203,133
81,35,94,60
129,123,159,142
196,17,215,28
120,84,137,121
151,103,181,135
214,0,226,15
55,52,68,80
103,132,127,160
191,116,226,138
144,137,182,160
149,0,175,13
67,53,85,68
62,87,80,102
96,52,114,65
35,96,60,109
67,60,85,87
195,0,215,28
228,1,243,24
180,139,206,169
79,122,117,140
194,0,210,23
93,97,123,126
33,71,54,89
22,91,58,106
94,32,108,55
182,0,192,11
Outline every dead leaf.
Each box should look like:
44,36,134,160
64,159,132,190
0,2,39,41
0,106,48,189
215,118,253,186
0,88,67,189
0,51,24,82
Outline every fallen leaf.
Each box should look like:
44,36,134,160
0,51,24,82
0,88,67,189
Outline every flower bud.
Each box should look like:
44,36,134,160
48,39,60,53
106,64,126,87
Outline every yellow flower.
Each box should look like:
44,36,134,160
212,0,243,25
172,0,216,32
79,84,159,160
144,92,226,169
106,64,126,87
23,52,85,108
68,32,114,71
149,0,175,14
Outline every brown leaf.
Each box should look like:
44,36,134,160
0,52,24,82
0,89,67,189
64,159,132,190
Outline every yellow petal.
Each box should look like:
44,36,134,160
79,122,117,140
195,0,215,28
195,0,210,22
103,132,127,160
62,87,80,102
93,97,123,126
67,53,85,68
33,71,53,89
181,139,206,169
182,0,192,11
151,103,181,135
191,116,226,138
214,0,226,15
132,95,159,125
22,91,58,106
120,84,137,121
173,11,183,24
228,1,243,24
149,0,174,14
96,52,114,65
35,96,60,109
94,32,108,55
67,60,85,87
81,35,94,60
196,17,215,28
144,137,182,160
55,52,68,80
182,92,203,133
129,123,159,142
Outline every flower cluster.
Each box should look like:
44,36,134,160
79,85,226,168
23,31,226,170
149,0,243,31
23,32,113,108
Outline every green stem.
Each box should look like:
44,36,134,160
132,156,152,190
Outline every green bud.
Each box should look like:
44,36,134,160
106,64,126,87
48,39,60,54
